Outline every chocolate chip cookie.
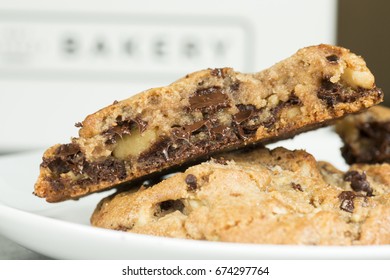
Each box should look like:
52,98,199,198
34,44,383,202
336,105,390,164
91,147,390,245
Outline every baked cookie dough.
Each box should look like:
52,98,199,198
336,105,390,164
91,147,390,245
35,44,383,202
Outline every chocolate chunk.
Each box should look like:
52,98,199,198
344,171,373,196
233,104,259,139
42,143,83,175
317,79,342,107
339,191,356,213
210,68,225,78
291,182,303,192
211,125,232,138
46,158,72,174
234,109,254,124
189,86,230,112
172,120,208,141
326,54,339,63
83,158,126,183
112,100,119,105
185,174,198,190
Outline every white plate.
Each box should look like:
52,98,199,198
0,127,389,259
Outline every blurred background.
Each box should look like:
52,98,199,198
0,0,388,154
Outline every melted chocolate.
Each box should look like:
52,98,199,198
42,143,126,187
172,120,209,141
317,77,371,107
189,86,230,112
83,158,126,183
139,93,303,168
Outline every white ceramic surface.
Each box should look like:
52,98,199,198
0,127,389,259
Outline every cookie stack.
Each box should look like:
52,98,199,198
34,44,390,245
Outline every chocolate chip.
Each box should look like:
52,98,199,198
339,191,356,213
344,171,373,196
185,174,198,190
75,122,83,128
189,86,230,112
326,54,339,63
292,182,303,192
112,100,119,105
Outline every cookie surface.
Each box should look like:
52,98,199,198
336,105,390,164
35,44,383,202
91,147,390,245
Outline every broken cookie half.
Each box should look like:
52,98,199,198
34,44,383,202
